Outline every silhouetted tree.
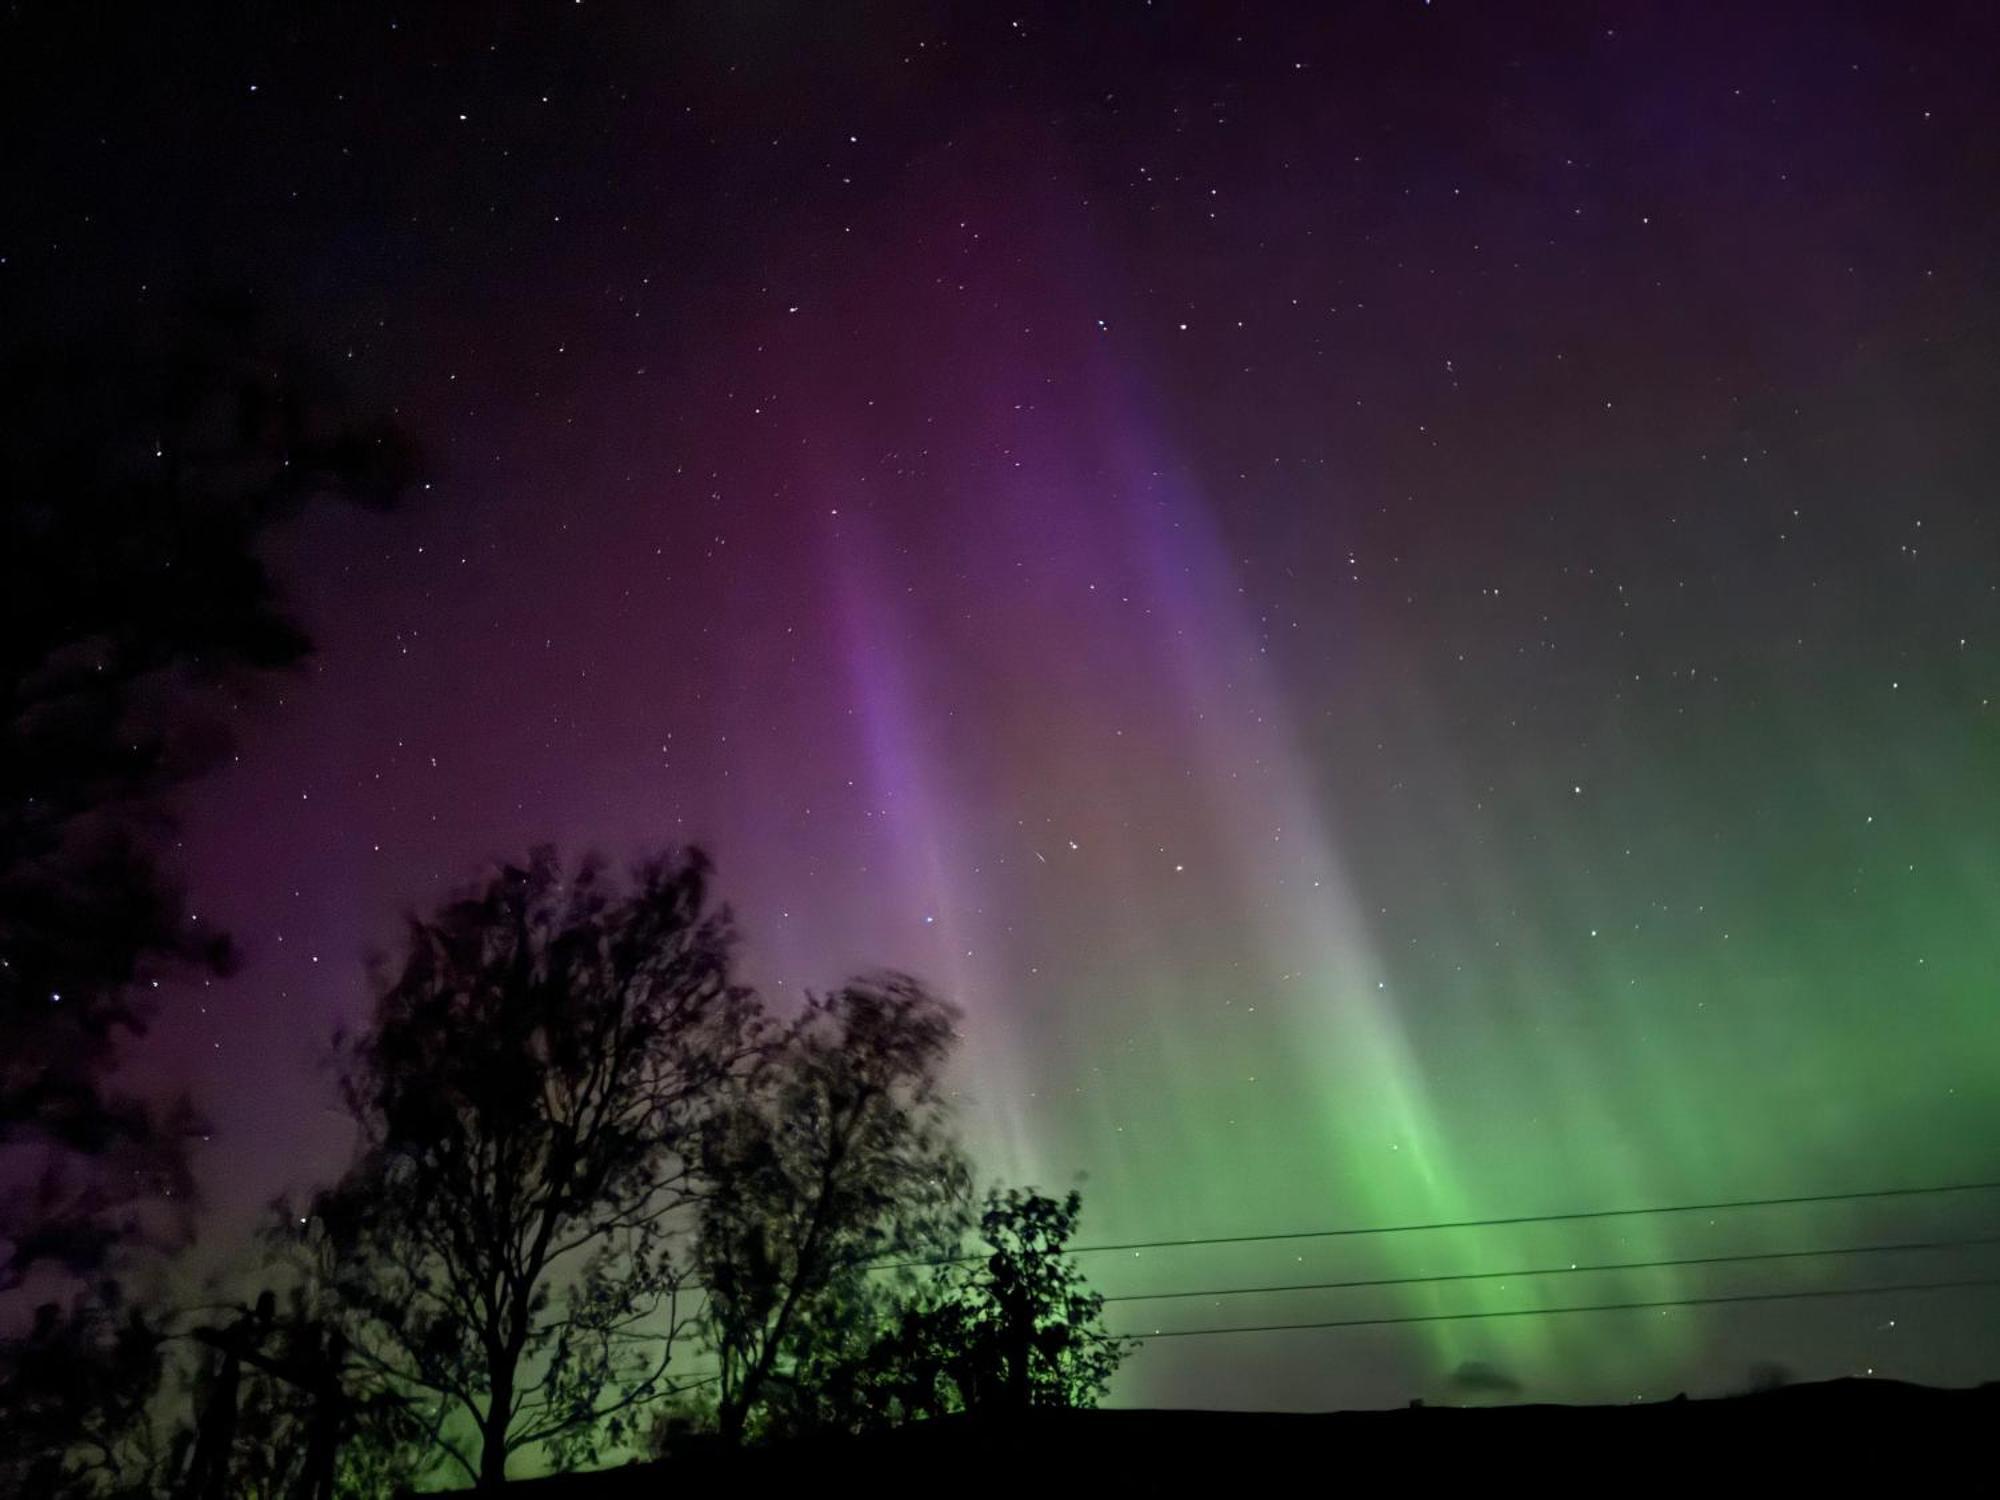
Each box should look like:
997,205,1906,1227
697,976,972,1444
0,304,415,1290
160,1271,426,1500
0,1283,166,1498
858,1188,1133,1421
309,847,759,1488
0,305,414,1497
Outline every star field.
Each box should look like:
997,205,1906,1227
6,1,1998,1409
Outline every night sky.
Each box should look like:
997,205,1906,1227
9,1,2000,1411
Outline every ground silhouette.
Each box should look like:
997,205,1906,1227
479,1378,1999,1491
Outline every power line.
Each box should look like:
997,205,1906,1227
1101,1232,2000,1304
579,1205,2000,1377
607,1271,2000,1374
584,1278,2000,1402
1112,1275,2000,1341
625,1229,2000,1317
867,1177,2000,1272
1007,1177,2000,1263
624,1251,2000,1372
671,1178,2000,1302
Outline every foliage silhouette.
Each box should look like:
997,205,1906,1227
0,303,415,1288
0,1284,166,1498
305,847,760,1489
697,976,973,1445
161,1274,427,1500
856,1188,1135,1423
0,303,415,1497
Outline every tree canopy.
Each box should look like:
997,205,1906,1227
697,976,973,1444
0,304,417,1290
308,847,760,1488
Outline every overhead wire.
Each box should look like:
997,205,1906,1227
1112,1275,2000,1341
1099,1232,2000,1304
868,1176,2000,1271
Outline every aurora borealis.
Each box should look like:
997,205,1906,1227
9,1,1998,1412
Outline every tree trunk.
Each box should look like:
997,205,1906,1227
478,1405,510,1487
1003,1288,1032,1412
479,1348,518,1488
716,1393,747,1447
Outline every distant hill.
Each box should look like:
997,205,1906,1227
478,1378,1999,1491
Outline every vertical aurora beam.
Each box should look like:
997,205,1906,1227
804,310,1700,1394
824,526,1042,1182
775,157,2000,1405
1077,399,1618,1384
